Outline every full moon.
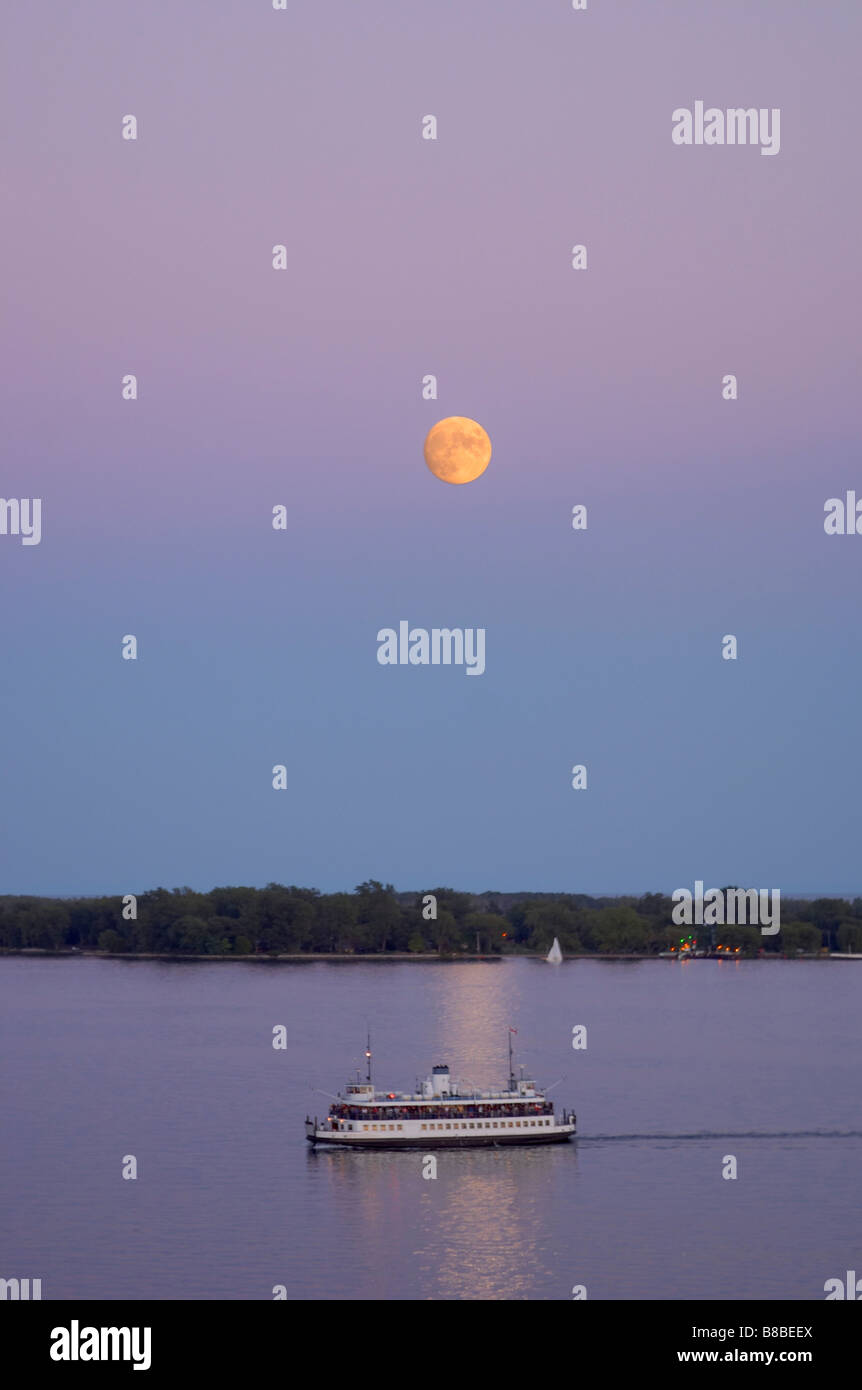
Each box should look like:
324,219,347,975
423,416,492,485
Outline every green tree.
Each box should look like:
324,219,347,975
316,894,358,952
715,924,761,957
463,912,507,954
432,910,460,956
589,907,648,954
798,899,850,953
837,921,862,954
428,888,473,923
521,902,583,953
779,922,822,954
174,915,220,954
354,881,401,953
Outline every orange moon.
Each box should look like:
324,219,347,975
423,416,492,485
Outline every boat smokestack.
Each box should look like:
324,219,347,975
430,1064,450,1097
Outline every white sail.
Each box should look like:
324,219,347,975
546,937,563,964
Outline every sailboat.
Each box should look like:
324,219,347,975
546,937,563,964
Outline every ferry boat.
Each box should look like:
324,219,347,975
305,1034,576,1149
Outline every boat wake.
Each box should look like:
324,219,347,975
578,1129,862,1142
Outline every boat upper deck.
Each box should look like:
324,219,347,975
339,1090,546,1105
333,1055,555,1121
331,1102,554,1120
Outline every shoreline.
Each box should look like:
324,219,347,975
0,949,842,963
0,949,502,963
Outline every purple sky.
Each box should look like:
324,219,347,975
3,0,861,896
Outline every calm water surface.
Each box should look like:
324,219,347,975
1,956,860,1300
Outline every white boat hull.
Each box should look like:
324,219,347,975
307,1117,576,1148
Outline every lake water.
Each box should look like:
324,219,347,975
2,956,859,1301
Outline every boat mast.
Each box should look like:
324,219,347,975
365,1029,372,1085
508,1028,514,1087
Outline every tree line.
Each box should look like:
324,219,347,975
1,883,861,957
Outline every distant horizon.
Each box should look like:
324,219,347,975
5,883,861,904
